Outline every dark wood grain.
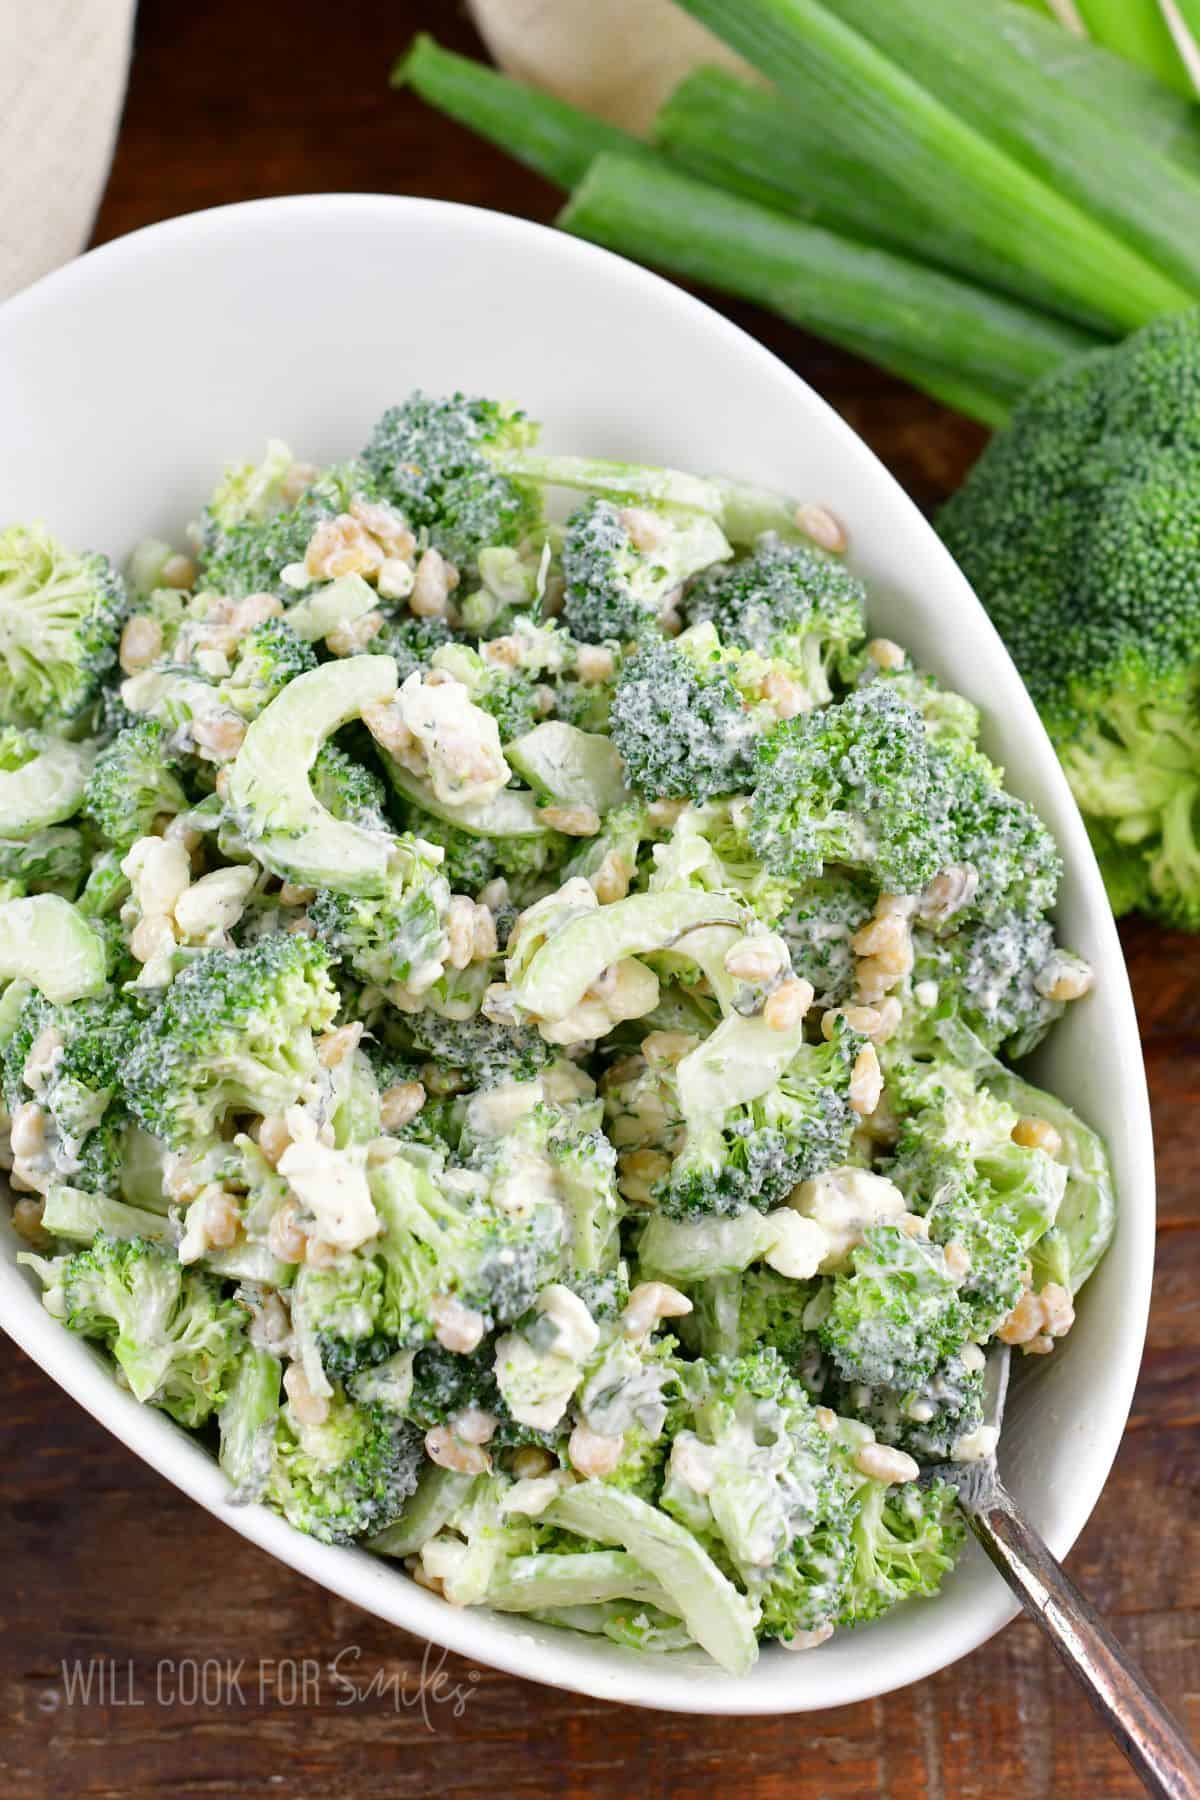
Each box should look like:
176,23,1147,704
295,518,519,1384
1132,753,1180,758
2,3,1197,1796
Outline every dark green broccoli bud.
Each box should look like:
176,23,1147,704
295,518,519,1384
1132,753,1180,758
819,1224,972,1392
473,664,541,743
930,740,1062,918
398,1008,553,1089
779,871,876,1005
561,496,729,643
71,1103,135,1196
673,1022,863,1219
685,538,866,706
36,1233,244,1426
123,934,339,1146
0,525,127,729
911,909,1063,1059
307,835,450,991
837,1478,965,1626
268,1390,424,1545
394,800,565,892
199,461,377,600
728,1268,823,1376
221,618,317,719
938,311,1200,928
361,391,541,570
835,1354,985,1463
406,1341,502,1429
83,720,189,850
4,987,139,1119
609,630,756,803
372,612,455,681
309,741,390,831
751,684,945,891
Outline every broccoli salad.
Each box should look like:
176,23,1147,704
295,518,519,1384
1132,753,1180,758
0,393,1114,1676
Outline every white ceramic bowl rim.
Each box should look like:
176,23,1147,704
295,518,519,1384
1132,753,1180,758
0,193,1155,1714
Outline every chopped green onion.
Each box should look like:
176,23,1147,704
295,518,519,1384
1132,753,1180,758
820,0,1200,305
1074,0,1194,92
393,34,648,190
674,0,1193,331
559,154,1097,422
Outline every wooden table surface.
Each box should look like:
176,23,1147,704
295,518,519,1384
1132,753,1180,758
2,4,1197,1795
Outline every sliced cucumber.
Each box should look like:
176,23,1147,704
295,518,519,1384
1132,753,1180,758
0,737,94,837
380,754,550,838
505,721,631,812
0,895,107,1002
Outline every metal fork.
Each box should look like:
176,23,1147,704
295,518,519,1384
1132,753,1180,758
926,1347,1200,1799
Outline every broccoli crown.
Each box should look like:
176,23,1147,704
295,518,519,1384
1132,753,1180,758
268,1390,424,1545
731,1268,822,1376
309,741,389,831
686,538,866,684
199,462,374,599
397,1007,553,1088
83,720,188,850
361,392,541,569
123,933,339,1145
864,666,981,748
371,613,456,681
911,908,1063,1059
836,1353,986,1464
623,1021,863,1221
751,684,943,891
779,870,876,1005
610,630,756,803
562,498,660,643
929,740,1061,918
819,1224,972,1392
406,1341,501,1429
0,524,126,728
838,1478,965,1626
221,618,317,719
58,1233,244,1426
938,311,1200,926
5,987,138,1117
308,836,450,991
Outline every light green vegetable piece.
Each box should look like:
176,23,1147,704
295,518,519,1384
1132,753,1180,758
0,894,107,1002
505,720,631,812
0,736,95,838
225,655,397,894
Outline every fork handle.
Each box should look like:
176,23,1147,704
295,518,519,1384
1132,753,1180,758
969,1484,1200,1799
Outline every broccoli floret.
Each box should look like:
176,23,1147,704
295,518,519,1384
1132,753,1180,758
819,1224,972,1392
0,524,126,728
221,618,317,719
562,497,730,644
779,871,876,1005
838,1478,965,1626
30,1233,243,1426
930,740,1062,919
610,628,757,803
685,538,866,708
398,1008,553,1089
372,613,456,681
361,392,541,571
199,461,376,600
123,934,339,1146
836,1351,986,1464
938,311,1200,928
406,1341,502,1429
862,664,981,748
911,909,1063,1059
751,684,945,891
473,664,542,743
308,834,450,992
268,1389,424,1545
83,720,188,850
5,987,138,1117
395,800,564,893
309,741,390,831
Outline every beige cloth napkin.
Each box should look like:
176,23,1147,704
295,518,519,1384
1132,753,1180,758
0,0,135,301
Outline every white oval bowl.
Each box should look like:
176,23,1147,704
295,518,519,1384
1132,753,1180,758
0,194,1154,1714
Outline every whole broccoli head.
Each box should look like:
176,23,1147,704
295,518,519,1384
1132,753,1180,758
0,525,126,729
610,628,757,803
361,392,541,571
123,933,339,1146
35,1232,244,1426
685,538,866,708
199,461,376,599
83,720,189,850
221,618,317,719
268,1389,424,1544
561,497,730,643
938,310,1200,928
